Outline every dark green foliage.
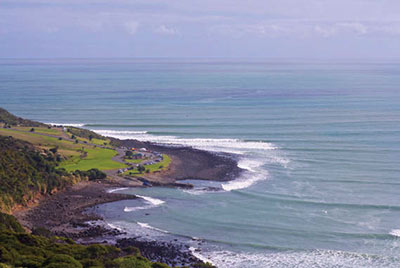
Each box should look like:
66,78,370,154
30,128,35,132
0,213,25,233
193,263,217,268
0,108,47,127
0,136,73,211
0,213,168,268
72,169,107,181
67,127,104,141
137,165,145,173
125,151,133,157
31,227,52,238
109,138,122,147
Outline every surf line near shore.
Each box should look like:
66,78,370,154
93,128,289,191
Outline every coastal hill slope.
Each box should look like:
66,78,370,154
0,108,215,268
0,107,47,127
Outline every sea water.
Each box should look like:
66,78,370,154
1,59,400,267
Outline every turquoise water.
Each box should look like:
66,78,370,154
1,59,400,267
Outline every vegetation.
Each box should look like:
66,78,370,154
59,147,126,172
67,127,104,141
73,169,107,181
0,128,126,172
0,212,170,268
14,126,63,136
124,155,171,176
0,108,47,127
0,136,78,212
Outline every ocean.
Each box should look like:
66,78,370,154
1,58,400,267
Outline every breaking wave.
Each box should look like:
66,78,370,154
107,187,128,193
221,159,269,191
205,249,400,268
124,195,165,212
46,122,85,127
92,129,277,153
93,129,288,192
137,222,169,233
390,229,400,237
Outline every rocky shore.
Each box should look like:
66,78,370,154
14,140,240,267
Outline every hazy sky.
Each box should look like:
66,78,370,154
1,0,400,58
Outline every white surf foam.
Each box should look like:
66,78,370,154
136,195,165,206
107,187,128,193
222,159,268,191
390,229,400,237
46,122,85,127
94,129,148,135
206,249,400,268
92,129,277,153
93,129,289,191
137,222,169,233
107,223,123,231
124,195,165,212
189,247,215,265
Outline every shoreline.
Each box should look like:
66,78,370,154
14,138,242,266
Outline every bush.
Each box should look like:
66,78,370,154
31,227,52,238
73,169,107,181
43,254,82,268
15,254,45,268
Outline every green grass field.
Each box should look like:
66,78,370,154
124,155,171,176
59,147,126,171
0,128,126,172
66,132,110,146
14,126,63,136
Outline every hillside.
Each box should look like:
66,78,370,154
0,212,169,268
0,136,80,212
0,108,47,127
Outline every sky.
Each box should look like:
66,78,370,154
1,0,400,59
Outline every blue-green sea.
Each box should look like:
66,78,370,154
1,59,400,267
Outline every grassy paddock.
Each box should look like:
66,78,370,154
0,128,126,172
59,147,126,171
14,126,63,136
124,155,171,176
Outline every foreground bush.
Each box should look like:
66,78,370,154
0,212,168,268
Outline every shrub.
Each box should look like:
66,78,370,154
43,254,82,268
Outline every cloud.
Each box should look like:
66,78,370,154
337,22,368,35
154,25,178,35
124,21,139,35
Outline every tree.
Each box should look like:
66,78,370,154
125,151,133,158
30,128,35,132
137,165,145,173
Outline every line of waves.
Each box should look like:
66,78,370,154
93,129,277,153
92,128,289,191
137,222,169,233
234,190,400,211
203,249,400,268
124,195,165,212
45,122,85,127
